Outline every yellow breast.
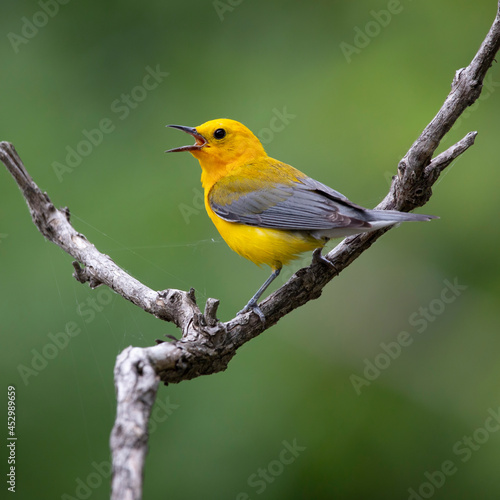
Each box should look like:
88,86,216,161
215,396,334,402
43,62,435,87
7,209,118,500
204,196,323,270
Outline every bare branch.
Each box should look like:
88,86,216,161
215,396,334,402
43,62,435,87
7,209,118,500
424,131,478,182
395,3,500,201
2,4,500,499
0,142,205,336
110,347,159,500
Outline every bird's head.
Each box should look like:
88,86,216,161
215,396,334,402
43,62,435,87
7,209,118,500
166,119,267,173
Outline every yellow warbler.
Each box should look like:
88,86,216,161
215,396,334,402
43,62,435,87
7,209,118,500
166,119,436,320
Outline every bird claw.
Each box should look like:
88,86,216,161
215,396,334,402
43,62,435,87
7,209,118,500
312,247,336,269
238,301,266,323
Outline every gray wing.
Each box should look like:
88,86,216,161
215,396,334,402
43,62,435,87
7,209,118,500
208,167,372,231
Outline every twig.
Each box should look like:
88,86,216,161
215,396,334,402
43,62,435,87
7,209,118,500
2,3,499,499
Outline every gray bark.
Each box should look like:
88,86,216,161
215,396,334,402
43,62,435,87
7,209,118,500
1,3,499,499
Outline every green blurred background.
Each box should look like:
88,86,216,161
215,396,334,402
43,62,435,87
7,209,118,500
1,0,500,499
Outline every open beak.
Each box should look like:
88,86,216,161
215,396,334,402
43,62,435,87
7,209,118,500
165,125,207,153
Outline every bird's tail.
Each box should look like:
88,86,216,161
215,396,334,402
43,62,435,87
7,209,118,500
365,209,438,223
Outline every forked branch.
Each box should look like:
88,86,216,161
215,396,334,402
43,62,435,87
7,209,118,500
2,3,499,499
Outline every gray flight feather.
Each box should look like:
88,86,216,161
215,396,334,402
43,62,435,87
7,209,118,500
209,164,437,237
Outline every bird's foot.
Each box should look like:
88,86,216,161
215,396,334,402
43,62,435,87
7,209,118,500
312,248,337,271
238,300,266,323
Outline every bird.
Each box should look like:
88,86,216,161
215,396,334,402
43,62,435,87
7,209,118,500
166,118,437,321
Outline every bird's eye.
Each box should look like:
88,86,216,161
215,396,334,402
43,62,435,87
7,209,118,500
213,128,226,139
